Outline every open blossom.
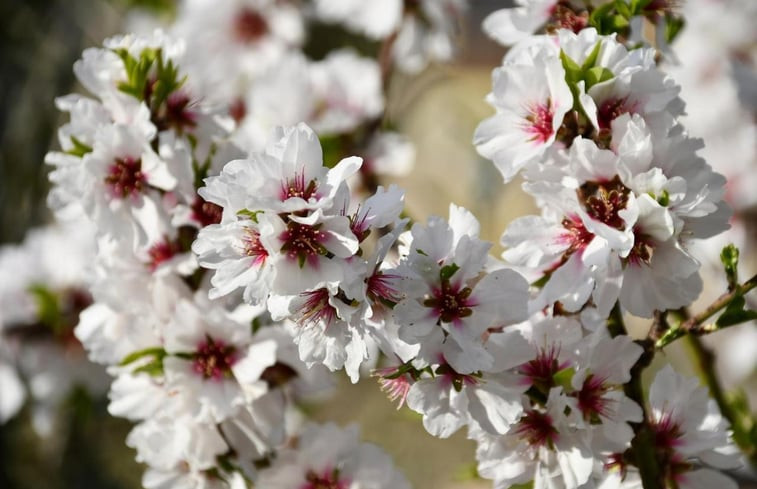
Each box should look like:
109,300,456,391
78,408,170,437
256,423,411,489
172,0,304,105
231,50,384,152
474,54,573,182
647,366,741,489
391,204,530,373
199,123,360,218
501,113,729,318
476,27,682,184
0,219,103,433
162,299,278,422
314,0,403,40
195,123,363,299
392,0,468,74
472,387,595,489
483,0,592,46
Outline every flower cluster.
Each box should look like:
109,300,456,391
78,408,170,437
42,26,412,488
194,122,406,382
476,27,729,318
26,1,751,489
0,219,103,434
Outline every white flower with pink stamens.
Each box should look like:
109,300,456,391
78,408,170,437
199,123,361,220
391,205,530,374
647,366,740,489
162,299,278,422
193,218,273,304
474,54,573,182
472,387,594,489
256,423,411,489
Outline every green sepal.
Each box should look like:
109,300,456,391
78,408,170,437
554,367,576,391
580,41,603,72
119,346,167,366
560,50,583,85
584,66,615,91
440,263,460,281
237,209,263,223
66,136,93,157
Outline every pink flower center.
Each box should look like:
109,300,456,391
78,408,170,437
193,337,238,381
651,414,683,450
301,469,349,489
105,157,145,199
367,272,402,304
158,92,197,133
424,281,476,324
229,98,247,124
515,410,559,448
597,97,632,130
148,239,181,271
520,346,567,390
296,288,337,328
560,215,594,256
233,8,269,44
525,101,555,144
191,196,223,227
280,171,320,202
579,177,631,230
243,229,268,267
575,374,613,419
280,222,327,267
626,229,654,266
374,366,413,409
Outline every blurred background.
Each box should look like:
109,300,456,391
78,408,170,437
0,0,755,488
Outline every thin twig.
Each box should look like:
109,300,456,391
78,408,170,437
655,273,757,347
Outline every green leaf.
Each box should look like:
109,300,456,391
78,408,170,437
720,244,740,290
28,284,61,331
715,295,757,328
609,14,630,31
588,2,616,32
440,263,460,281
584,66,615,90
614,0,631,19
629,0,654,14
119,347,166,366
66,136,93,157
664,15,685,44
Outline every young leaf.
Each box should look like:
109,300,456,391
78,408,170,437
715,295,757,328
721,244,740,291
